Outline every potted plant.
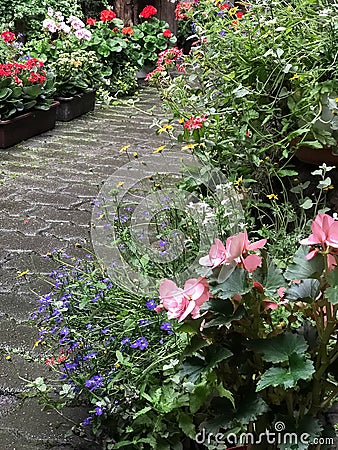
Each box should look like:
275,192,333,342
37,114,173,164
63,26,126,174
25,8,101,121
157,213,338,448
131,5,177,76
0,56,57,148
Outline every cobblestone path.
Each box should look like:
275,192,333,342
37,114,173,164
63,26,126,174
0,86,173,449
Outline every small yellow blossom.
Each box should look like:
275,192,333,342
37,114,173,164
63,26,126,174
289,73,299,81
267,193,279,200
17,269,29,277
323,184,334,191
5,355,11,361
116,181,125,188
158,124,173,134
115,362,120,369
71,59,82,67
119,145,130,153
178,118,185,124
234,176,243,186
33,340,42,349
153,145,166,154
182,143,198,150
133,152,138,158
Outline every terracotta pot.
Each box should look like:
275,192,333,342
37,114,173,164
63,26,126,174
0,101,59,149
295,145,338,165
55,89,96,122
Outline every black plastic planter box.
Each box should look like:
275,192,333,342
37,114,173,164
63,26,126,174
0,101,59,149
56,90,96,122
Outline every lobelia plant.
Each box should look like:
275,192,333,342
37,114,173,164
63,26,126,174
157,213,338,449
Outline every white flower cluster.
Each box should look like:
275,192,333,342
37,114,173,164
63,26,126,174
43,7,91,41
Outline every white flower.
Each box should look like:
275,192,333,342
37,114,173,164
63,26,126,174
74,28,92,40
43,18,58,33
58,22,71,33
70,17,85,30
47,7,54,17
55,11,64,21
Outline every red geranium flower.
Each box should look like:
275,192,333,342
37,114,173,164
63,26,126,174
100,9,117,22
86,17,96,26
122,27,133,35
163,29,172,38
45,357,55,366
139,5,157,19
1,30,16,43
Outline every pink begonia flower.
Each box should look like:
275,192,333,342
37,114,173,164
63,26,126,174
159,277,211,322
200,231,267,272
199,238,227,268
261,298,279,310
300,214,338,254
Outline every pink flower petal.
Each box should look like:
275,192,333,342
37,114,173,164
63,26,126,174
305,249,318,260
327,221,338,248
226,232,245,261
248,238,267,251
243,254,262,272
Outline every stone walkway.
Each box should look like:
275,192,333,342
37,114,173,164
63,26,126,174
0,86,173,449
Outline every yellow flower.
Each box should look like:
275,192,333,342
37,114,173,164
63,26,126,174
116,181,125,188
33,340,42,349
323,184,334,191
71,59,82,67
289,73,299,81
17,269,29,277
182,143,198,150
133,152,138,158
115,362,120,369
178,118,185,124
158,124,173,134
119,145,130,153
234,176,243,186
153,145,166,154
5,355,11,361
267,193,278,200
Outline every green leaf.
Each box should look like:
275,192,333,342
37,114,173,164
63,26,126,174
179,356,204,383
326,268,338,305
211,267,249,299
234,394,269,425
276,416,323,450
300,198,314,209
205,345,233,370
216,383,234,407
256,354,314,391
183,335,209,357
284,245,324,281
263,259,287,296
276,169,298,177
190,380,212,413
178,411,196,439
285,278,320,303
253,332,309,363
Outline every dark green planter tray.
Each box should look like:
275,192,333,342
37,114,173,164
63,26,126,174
0,101,59,149
56,90,96,122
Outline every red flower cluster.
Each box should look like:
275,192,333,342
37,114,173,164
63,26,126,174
100,9,117,22
163,29,172,38
86,17,96,26
174,2,194,20
122,27,133,35
139,5,157,19
1,30,15,43
0,60,46,84
183,115,207,130
146,47,184,82
27,72,46,84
